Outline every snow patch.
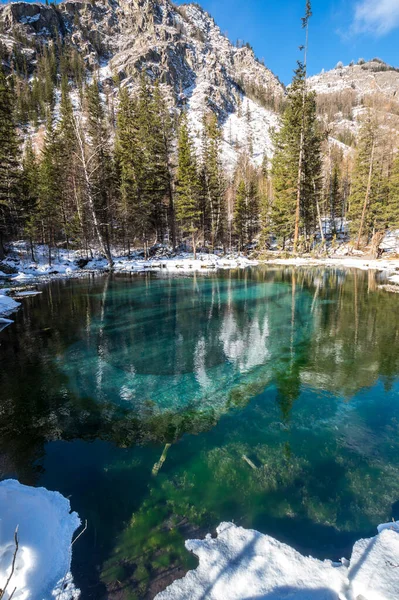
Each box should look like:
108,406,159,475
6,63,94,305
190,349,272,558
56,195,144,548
0,293,20,317
0,479,81,600
19,14,40,25
156,521,399,600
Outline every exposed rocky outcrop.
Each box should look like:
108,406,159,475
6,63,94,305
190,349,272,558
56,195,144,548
308,59,399,151
0,0,284,168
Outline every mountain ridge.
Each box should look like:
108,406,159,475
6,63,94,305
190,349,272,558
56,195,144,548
1,0,399,164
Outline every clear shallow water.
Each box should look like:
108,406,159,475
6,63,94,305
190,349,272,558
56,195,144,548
1,268,399,599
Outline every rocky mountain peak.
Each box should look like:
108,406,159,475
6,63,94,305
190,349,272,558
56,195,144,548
0,0,285,168
308,58,399,100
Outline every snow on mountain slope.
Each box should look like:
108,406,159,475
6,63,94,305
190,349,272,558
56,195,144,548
308,60,399,152
308,60,399,98
0,0,284,169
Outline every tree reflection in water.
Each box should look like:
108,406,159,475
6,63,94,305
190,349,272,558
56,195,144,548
0,267,399,598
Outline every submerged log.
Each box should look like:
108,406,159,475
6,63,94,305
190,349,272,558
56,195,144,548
242,455,257,470
152,443,172,476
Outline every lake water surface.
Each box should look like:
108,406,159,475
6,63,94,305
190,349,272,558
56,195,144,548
1,267,399,599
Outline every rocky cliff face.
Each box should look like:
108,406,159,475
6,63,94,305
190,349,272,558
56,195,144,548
308,59,399,99
308,60,399,150
2,2,399,163
0,0,284,168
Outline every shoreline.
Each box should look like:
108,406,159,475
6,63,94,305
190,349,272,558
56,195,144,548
261,255,399,272
1,251,399,320
155,520,399,599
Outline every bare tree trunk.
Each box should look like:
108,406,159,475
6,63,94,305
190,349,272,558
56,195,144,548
316,200,324,243
315,186,325,246
168,181,176,250
293,2,311,253
192,231,197,260
370,230,384,259
48,230,52,267
294,127,305,253
356,141,375,250
73,116,113,268
30,237,35,262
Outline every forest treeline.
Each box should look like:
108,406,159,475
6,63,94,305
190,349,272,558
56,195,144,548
1,35,399,264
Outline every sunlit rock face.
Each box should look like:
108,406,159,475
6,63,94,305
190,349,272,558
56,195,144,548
307,60,399,153
0,0,284,169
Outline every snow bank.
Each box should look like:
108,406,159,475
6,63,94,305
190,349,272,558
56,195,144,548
349,528,399,600
1,244,259,281
156,521,399,600
0,479,81,600
0,293,20,317
265,255,399,275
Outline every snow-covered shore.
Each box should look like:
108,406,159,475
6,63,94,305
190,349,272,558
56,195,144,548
156,521,399,600
2,243,399,319
2,479,399,600
263,255,399,273
0,244,259,318
0,480,81,600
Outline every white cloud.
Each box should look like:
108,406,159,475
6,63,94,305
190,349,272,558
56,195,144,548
353,0,399,35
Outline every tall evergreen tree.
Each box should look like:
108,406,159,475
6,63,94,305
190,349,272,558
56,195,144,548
57,74,79,251
86,78,114,258
200,112,226,250
38,109,62,265
329,162,341,235
0,65,20,258
347,116,379,247
115,79,156,256
258,155,272,249
115,85,137,253
175,113,201,258
388,151,399,229
234,180,248,251
143,79,175,245
293,0,312,250
271,62,322,250
21,139,39,260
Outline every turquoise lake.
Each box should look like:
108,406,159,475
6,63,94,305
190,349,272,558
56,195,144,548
1,267,399,599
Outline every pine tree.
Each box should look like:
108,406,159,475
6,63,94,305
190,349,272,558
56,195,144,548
143,79,175,245
115,79,156,256
115,85,137,254
175,113,201,258
258,155,272,249
329,162,341,234
388,151,399,229
293,0,312,250
57,74,79,251
135,75,161,251
200,111,226,250
271,62,322,250
234,180,248,251
21,140,39,260
86,78,114,258
0,65,20,258
233,175,259,251
347,115,379,247
38,109,62,265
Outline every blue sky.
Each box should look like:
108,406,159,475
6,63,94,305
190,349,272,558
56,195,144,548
2,0,399,83
176,0,399,83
